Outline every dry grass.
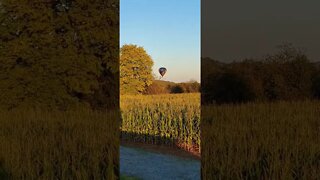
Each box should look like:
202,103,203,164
0,108,119,179
201,101,320,179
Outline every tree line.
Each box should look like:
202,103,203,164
202,44,320,104
144,80,200,94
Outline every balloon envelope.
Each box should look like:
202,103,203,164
159,67,167,77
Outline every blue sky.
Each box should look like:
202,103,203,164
120,0,200,82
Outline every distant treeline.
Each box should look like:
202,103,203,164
202,44,320,104
144,80,200,94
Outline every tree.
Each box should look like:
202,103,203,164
201,58,226,104
120,44,153,94
0,0,119,110
263,44,314,100
230,60,265,101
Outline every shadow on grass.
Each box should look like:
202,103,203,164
0,165,9,180
120,131,200,159
120,175,142,180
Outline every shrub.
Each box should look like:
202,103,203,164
206,72,256,104
312,73,320,99
171,85,184,93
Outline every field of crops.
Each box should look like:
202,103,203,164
0,108,119,179
201,101,320,179
120,93,200,152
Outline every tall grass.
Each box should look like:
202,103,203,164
121,93,200,152
0,108,119,179
201,101,320,179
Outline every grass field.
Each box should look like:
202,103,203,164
202,101,320,179
0,108,119,179
120,93,200,152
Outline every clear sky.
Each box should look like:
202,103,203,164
120,0,200,83
202,0,320,62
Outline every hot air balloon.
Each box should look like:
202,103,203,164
159,67,167,77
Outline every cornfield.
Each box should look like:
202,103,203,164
0,108,119,179
201,101,320,179
121,93,200,152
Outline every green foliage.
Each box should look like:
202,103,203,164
120,44,154,94
0,0,119,110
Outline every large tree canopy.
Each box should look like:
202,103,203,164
0,0,119,110
120,44,154,94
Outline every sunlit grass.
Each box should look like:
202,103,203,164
121,93,200,152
